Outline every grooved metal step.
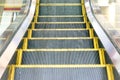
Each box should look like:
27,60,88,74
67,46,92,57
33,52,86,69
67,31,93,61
40,0,81,3
27,39,94,49
22,51,100,64
37,17,84,22
32,30,89,37
14,66,108,80
39,6,82,15
35,24,86,29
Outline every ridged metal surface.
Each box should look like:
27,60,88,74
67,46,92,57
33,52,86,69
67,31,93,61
22,51,100,64
14,67,108,80
35,24,86,29
28,39,94,49
37,17,84,22
40,0,81,3
32,30,89,37
39,6,82,15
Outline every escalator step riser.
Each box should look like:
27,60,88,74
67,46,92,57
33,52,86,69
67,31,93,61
14,67,108,80
28,39,94,49
37,17,84,22
35,24,86,29
22,51,100,64
40,0,81,3
39,6,82,15
32,30,89,37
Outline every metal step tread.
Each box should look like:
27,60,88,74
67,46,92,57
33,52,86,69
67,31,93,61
32,30,89,37
39,6,82,15
27,39,94,49
21,51,100,64
37,17,84,22
13,66,108,80
34,23,87,29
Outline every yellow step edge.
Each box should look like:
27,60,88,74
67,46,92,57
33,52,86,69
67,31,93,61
20,48,102,52
23,38,28,49
16,49,23,65
99,49,106,65
106,65,115,80
39,3,82,6
22,48,102,52
8,65,15,80
12,64,112,68
93,37,99,49
89,29,94,38
27,29,32,38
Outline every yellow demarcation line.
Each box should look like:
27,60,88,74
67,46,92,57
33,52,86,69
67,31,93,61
8,65,15,80
22,48,100,52
99,49,105,64
13,64,107,68
40,3,82,6
35,5,39,20
93,37,99,49
110,66,115,80
32,22,35,29
81,0,84,4
89,29,94,38
16,49,23,65
23,38,28,50
106,65,114,80
82,5,88,23
28,29,32,38
86,22,90,29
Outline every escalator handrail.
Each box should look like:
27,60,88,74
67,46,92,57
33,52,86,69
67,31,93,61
0,0,36,79
84,0,120,75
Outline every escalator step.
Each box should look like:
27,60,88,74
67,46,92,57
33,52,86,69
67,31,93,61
40,0,81,3
35,24,86,29
22,51,100,64
32,30,89,37
14,67,108,80
39,6,82,15
27,39,94,49
37,17,84,22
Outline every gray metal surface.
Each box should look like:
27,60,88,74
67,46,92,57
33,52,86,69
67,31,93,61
28,39,94,49
35,24,86,29
32,30,89,37
22,51,100,64
37,17,84,22
40,0,81,3
39,6,82,15
14,67,108,80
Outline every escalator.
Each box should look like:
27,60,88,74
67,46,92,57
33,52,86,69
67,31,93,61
1,0,120,80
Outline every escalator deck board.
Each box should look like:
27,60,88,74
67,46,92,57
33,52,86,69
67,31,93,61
28,39,94,49
22,51,100,64
14,67,108,80
35,24,86,29
39,6,82,15
37,17,84,22
32,30,89,37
